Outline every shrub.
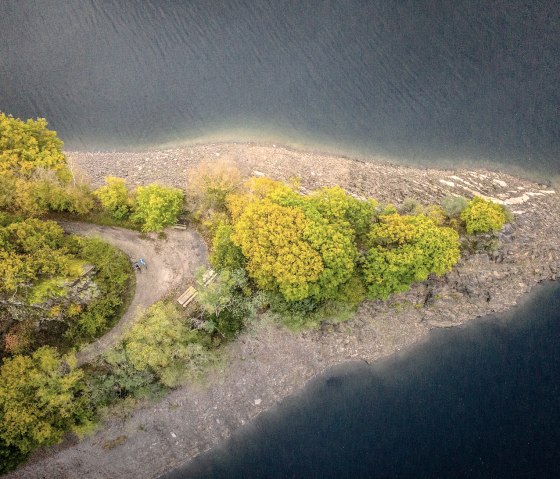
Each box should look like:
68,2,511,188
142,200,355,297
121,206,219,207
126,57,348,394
196,268,255,338
187,160,243,213
460,196,507,234
131,183,184,232
363,214,460,299
94,176,133,220
441,195,468,218
399,198,424,216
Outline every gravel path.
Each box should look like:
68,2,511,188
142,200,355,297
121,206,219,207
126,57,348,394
58,222,208,366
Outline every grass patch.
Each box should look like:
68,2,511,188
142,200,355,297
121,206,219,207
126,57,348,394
26,277,67,305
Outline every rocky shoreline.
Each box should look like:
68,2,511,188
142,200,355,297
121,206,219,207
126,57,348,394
8,143,560,479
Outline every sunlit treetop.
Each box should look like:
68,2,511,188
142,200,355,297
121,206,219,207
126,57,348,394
0,113,71,182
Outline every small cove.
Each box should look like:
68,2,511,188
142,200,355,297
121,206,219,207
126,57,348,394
166,282,560,478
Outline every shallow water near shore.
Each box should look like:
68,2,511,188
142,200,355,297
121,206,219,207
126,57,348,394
1,0,558,179
165,282,560,478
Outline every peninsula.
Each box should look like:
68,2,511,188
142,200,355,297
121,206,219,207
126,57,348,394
5,141,559,479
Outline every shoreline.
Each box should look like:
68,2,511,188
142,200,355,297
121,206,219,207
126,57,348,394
8,143,560,479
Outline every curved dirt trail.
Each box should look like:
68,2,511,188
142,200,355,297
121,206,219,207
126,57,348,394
59,222,208,366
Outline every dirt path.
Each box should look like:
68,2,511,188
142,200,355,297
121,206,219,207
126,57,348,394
58,222,208,366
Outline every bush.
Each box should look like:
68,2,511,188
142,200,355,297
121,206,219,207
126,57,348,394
114,302,213,387
131,183,184,232
266,292,357,331
196,268,257,338
460,196,507,234
187,160,243,214
0,347,92,472
94,176,133,220
363,214,460,299
441,195,468,218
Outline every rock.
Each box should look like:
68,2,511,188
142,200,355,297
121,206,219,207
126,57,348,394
254,398,262,405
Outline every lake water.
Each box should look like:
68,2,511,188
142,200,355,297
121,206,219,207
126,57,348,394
165,282,560,478
0,0,558,180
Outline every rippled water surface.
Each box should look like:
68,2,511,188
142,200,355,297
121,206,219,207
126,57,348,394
1,1,558,177
165,283,560,478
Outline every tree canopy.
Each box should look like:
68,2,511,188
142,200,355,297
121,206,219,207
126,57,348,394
228,180,361,302
363,213,460,299
131,183,184,232
460,196,507,234
0,347,91,457
0,113,70,182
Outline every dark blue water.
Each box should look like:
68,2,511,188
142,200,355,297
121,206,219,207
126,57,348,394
1,1,559,179
165,282,560,478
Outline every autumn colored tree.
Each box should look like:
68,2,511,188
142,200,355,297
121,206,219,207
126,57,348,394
0,113,95,216
363,213,460,299
460,196,507,234
94,176,133,220
0,113,70,182
228,180,361,302
131,183,184,232
0,347,91,464
0,219,72,293
187,160,243,213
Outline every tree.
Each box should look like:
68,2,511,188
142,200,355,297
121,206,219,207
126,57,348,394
210,221,245,270
0,113,70,182
230,180,358,302
94,176,133,220
187,160,243,213
0,347,91,458
131,183,184,232
119,302,212,387
363,213,460,299
460,196,507,234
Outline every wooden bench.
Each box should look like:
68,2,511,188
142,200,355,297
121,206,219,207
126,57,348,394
176,269,217,307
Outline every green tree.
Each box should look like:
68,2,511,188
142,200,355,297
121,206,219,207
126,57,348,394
210,222,245,270
131,183,184,232
0,347,91,461
118,302,212,387
196,268,258,337
460,196,507,234
363,213,460,299
94,176,133,220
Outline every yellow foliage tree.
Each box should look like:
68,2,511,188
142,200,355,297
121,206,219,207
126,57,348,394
0,347,91,456
0,113,70,182
364,213,460,299
228,179,360,302
460,196,507,234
